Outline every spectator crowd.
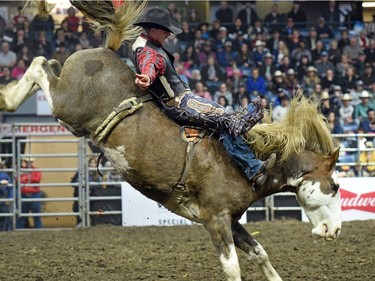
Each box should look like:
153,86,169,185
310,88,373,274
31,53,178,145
0,1,375,176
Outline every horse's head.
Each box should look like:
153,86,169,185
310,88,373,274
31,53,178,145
286,148,342,241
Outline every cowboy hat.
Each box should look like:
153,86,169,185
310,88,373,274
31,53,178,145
0,158,6,166
307,66,317,72
321,91,330,100
22,156,37,162
341,93,352,101
360,90,371,98
133,6,182,34
255,40,265,47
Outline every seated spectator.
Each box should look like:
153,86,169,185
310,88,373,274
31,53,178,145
12,6,29,30
310,83,323,100
226,68,245,94
197,23,210,40
199,41,216,65
277,55,293,73
266,29,282,53
11,58,27,80
354,51,367,76
12,29,29,54
285,68,299,95
0,41,17,68
327,111,344,134
287,1,307,28
213,26,230,52
303,66,321,96
248,19,270,42
251,40,268,67
246,67,267,97
329,85,343,116
192,29,205,50
213,83,233,107
315,17,334,40
217,41,238,68
322,0,341,28
217,96,234,113
231,31,250,53
273,40,289,66
359,108,375,133
209,20,221,39
335,53,352,79
0,158,12,232
365,14,375,39
290,39,312,65
236,2,259,27
272,88,288,107
52,42,70,65
89,30,104,48
344,2,363,29
342,66,358,95
30,31,53,59
287,29,303,52
233,82,248,108
339,93,359,133
295,54,312,80
364,39,375,64
177,21,194,46
78,32,92,49
358,30,370,49
359,141,375,177
64,7,80,33
272,94,290,122
264,3,285,33
193,82,212,101
343,36,362,64
17,45,34,67
235,43,251,68
201,55,225,93
354,91,375,121
360,63,375,88
270,70,287,93
187,9,200,26
321,69,338,90
188,69,202,91
281,18,295,40
181,44,200,69
258,52,276,83
311,40,326,62
338,29,350,49
315,51,335,79
228,18,247,39
30,11,55,42
319,91,331,117
215,1,234,27
306,27,318,51
328,39,342,65
0,66,16,85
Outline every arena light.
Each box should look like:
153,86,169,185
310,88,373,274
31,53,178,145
362,2,375,8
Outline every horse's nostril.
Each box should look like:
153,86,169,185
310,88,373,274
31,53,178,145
335,228,341,237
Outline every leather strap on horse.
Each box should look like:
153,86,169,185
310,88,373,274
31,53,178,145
93,94,153,144
163,127,205,212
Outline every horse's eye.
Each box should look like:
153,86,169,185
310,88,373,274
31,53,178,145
331,183,339,193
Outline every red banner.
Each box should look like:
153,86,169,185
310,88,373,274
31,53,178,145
341,189,375,213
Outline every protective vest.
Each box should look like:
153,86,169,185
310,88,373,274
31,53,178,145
131,36,190,101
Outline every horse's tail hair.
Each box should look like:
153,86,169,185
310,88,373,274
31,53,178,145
25,1,51,20
69,0,147,51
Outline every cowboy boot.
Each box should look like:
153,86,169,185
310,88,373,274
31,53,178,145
253,153,276,187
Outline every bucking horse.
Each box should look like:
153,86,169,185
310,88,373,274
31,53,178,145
0,1,342,280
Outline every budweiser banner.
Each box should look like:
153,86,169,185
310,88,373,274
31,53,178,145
302,177,375,222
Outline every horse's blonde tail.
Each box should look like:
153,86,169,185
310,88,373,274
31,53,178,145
70,0,148,51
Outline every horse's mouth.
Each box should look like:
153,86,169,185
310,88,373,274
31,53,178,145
312,224,341,241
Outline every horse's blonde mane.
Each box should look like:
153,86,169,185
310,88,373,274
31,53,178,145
246,95,335,162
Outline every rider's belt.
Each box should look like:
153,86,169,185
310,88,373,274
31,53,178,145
165,90,190,108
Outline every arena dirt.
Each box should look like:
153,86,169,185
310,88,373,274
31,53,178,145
0,219,374,281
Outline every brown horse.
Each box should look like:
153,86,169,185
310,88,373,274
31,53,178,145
0,2,342,280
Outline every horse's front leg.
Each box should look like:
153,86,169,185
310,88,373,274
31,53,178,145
0,57,59,112
204,215,241,281
232,222,282,281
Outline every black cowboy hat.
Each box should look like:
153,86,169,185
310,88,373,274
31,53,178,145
133,6,182,34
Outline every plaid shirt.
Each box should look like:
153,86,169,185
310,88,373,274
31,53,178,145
136,35,167,83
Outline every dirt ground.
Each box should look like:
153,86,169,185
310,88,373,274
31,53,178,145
0,219,374,281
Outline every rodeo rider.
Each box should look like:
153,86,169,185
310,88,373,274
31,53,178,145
131,6,276,186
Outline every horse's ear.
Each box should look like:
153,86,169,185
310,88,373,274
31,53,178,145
328,147,340,170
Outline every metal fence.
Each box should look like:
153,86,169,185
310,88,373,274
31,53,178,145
0,123,374,229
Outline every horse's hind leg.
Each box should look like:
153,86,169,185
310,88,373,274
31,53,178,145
232,222,282,281
0,57,59,112
204,216,241,281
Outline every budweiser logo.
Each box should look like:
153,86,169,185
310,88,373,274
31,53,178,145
341,189,375,213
